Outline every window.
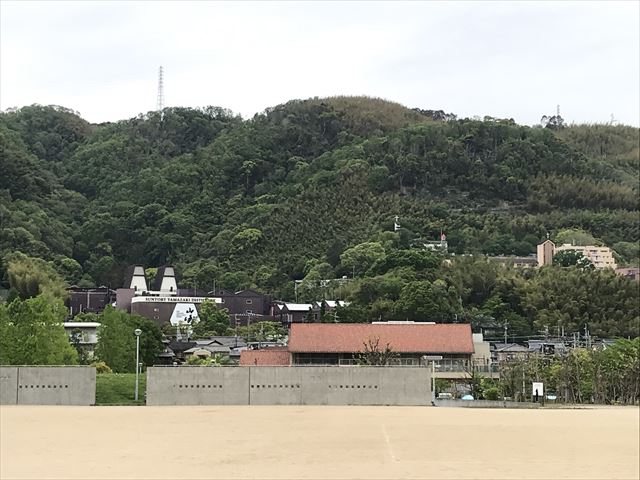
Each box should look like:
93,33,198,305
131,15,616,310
246,309,253,314
246,299,253,305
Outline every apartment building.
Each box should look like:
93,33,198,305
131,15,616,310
554,244,617,270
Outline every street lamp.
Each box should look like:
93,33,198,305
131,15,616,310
134,328,142,401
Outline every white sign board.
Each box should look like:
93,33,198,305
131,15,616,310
131,296,221,304
532,382,544,397
169,303,199,326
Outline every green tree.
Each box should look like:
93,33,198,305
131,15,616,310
94,307,163,373
521,268,639,338
237,321,287,342
186,352,231,366
552,250,594,269
395,280,460,322
5,253,67,300
554,229,597,246
340,242,386,277
191,301,231,337
69,328,90,364
612,241,640,266
231,228,263,253
0,295,78,365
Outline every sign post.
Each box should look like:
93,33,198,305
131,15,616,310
532,382,544,403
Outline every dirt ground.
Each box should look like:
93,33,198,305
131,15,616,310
1,405,638,480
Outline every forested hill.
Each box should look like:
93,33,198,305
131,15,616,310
1,98,639,300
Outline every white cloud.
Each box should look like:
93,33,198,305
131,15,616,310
1,0,638,125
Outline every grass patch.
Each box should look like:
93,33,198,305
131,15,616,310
96,373,146,406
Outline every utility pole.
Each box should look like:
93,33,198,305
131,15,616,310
156,66,165,111
584,324,591,349
503,320,508,345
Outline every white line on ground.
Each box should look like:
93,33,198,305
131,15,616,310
382,424,399,463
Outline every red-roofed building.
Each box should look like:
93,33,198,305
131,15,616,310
240,348,291,366
287,322,475,369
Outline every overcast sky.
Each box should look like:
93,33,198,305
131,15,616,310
1,1,639,126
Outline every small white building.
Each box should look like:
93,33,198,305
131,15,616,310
63,322,101,358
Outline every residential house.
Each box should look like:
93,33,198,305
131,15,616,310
272,302,314,324
491,343,532,363
527,340,568,355
308,300,351,322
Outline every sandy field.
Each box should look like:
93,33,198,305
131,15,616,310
1,406,638,480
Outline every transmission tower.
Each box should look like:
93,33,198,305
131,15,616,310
156,66,164,111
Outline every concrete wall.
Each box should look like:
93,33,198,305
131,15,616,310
0,367,18,404
146,366,250,406
147,366,431,406
0,367,95,405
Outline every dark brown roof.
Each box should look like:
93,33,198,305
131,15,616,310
240,348,291,366
287,323,474,354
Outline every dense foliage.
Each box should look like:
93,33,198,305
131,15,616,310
1,98,638,338
93,307,163,373
497,338,640,405
0,295,78,365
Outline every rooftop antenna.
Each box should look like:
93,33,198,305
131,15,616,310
156,66,165,112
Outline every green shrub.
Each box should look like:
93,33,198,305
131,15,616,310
483,387,500,400
91,361,112,374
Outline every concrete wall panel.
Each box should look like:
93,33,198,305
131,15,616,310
249,367,303,405
146,367,249,405
148,366,431,406
297,367,431,406
16,367,95,405
0,367,19,405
